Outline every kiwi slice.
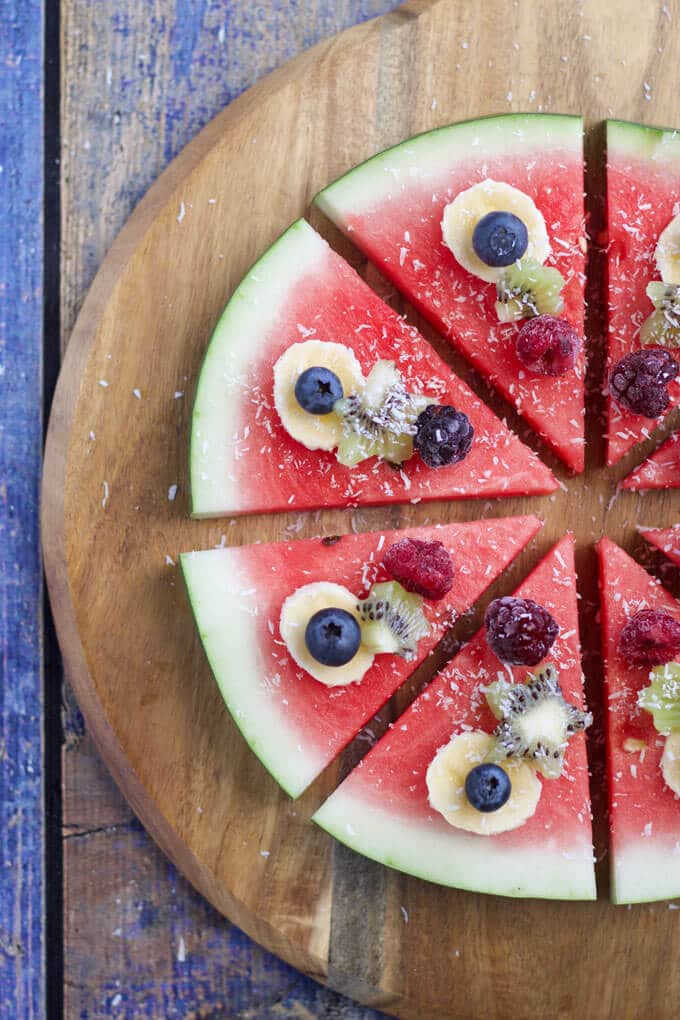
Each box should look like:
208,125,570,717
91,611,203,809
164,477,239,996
639,282,680,348
335,361,429,468
494,258,566,323
638,661,680,734
356,580,430,660
485,664,592,779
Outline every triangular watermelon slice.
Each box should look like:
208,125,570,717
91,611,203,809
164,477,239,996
597,538,680,903
314,535,596,900
622,431,680,491
605,121,680,466
314,114,586,472
190,220,556,517
640,526,680,567
181,516,540,797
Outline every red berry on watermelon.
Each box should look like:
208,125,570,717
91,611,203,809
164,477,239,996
515,315,580,376
383,538,454,601
618,609,680,667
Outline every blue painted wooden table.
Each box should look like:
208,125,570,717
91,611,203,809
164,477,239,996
1,2,401,1016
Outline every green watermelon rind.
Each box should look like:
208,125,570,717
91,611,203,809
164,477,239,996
315,113,583,220
180,547,327,798
314,787,597,901
189,219,326,518
607,118,680,161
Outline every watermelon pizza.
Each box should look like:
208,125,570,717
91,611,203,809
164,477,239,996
640,526,680,568
605,121,680,467
314,535,596,900
189,219,556,518
622,431,680,491
315,114,587,472
181,516,540,797
597,538,680,903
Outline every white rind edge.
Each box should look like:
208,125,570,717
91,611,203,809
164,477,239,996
314,785,597,901
612,840,680,905
180,548,326,797
315,113,584,221
190,219,329,517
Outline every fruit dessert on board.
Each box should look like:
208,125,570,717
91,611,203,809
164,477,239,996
315,534,596,899
315,114,587,472
181,516,540,797
605,121,680,467
598,538,680,903
640,525,680,568
622,431,680,491
189,219,555,518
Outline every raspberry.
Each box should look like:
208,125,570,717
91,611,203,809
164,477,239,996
609,348,678,418
515,315,580,376
485,596,559,666
618,609,680,667
414,405,474,468
383,538,454,601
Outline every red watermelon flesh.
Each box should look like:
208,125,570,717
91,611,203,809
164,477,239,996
640,526,680,568
622,431,680,491
605,121,680,466
315,115,586,472
181,515,541,798
597,538,680,903
190,220,556,518
314,535,596,899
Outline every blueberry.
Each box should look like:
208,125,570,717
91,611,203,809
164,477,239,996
294,367,343,414
472,211,529,268
305,608,361,667
465,763,512,813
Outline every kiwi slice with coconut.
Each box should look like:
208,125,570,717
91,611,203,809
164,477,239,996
484,663,592,779
356,580,430,660
334,361,430,468
495,258,565,323
639,282,680,349
638,661,680,734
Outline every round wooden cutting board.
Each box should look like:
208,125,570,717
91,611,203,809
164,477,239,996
43,2,680,1017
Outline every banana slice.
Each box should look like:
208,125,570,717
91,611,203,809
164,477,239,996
426,730,541,835
274,341,363,450
442,180,550,283
656,213,680,284
661,730,680,795
280,581,374,686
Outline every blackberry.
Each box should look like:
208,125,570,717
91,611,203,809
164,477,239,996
485,596,559,666
414,405,474,468
609,348,678,418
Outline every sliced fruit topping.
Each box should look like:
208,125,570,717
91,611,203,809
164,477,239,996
484,596,559,666
472,211,528,268
638,662,680,734
655,211,680,284
661,730,680,796
608,348,679,418
383,538,454,601
640,282,680,349
305,607,361,667
485,664,592,779
413,404,474,467
356,580,430,660
464,762,511,812
335,360,429,468
495,258,566,323
441,179,550,283
274,341,363,450
426,730,541,836
618,609,680,667
280,581,374,687
515,314,580,376
295,366,344,413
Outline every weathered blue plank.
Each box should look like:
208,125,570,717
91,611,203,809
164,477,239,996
0,2,45,1018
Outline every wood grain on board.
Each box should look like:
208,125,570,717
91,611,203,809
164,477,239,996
46,1,680,1018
